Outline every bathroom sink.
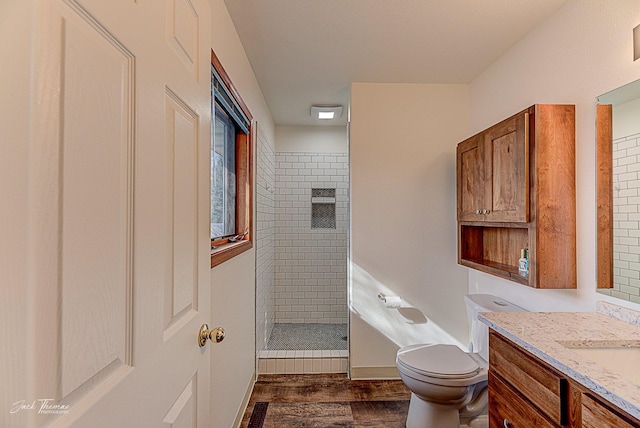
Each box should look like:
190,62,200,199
560,342,640,385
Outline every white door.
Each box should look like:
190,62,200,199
2,0,213,426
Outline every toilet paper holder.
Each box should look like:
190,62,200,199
377,293,405,308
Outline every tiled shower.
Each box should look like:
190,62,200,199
604,131,640,303
255,138,349,374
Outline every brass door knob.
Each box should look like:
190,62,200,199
198,324,225,347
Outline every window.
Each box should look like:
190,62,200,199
210,49,253,268
211,102,237,239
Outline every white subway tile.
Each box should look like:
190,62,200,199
618,140,638,151
303,359,313,373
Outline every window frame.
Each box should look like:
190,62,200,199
210,49,253,268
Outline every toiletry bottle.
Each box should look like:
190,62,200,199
518,249,529,277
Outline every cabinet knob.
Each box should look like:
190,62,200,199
483,209,491,215
476,209,482,214
503,419,511,428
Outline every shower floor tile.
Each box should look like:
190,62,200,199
267,323,348,350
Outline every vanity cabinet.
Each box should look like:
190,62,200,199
489,331,568,427
489,331,640,428
581,394,639,428
457,104,576,289
488,371,559,428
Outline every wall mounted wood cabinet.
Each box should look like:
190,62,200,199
457,105,576,289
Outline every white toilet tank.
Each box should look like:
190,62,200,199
464,294,526,362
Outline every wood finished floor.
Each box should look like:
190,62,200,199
240,374,411,428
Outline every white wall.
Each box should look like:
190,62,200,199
276,125,347,153
208,0,275,426
468,0,640,313
349,83,470,377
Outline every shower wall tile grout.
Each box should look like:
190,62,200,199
608,132,640,303
256,131,276,360
257,353,349,375
274,152,349,324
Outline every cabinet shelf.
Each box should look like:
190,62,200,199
459,224,530,286
459,258,529,285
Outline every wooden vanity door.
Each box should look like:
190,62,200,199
483,111,529,223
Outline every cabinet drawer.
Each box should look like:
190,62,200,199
582,394,640,428
488,371,558,428
489,332,567,425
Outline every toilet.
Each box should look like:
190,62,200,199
396,294,525,428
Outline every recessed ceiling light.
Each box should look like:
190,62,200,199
318,111,335,120
311,105,343,120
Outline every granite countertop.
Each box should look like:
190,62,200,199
479,302,640,420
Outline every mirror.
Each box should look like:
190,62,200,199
597,78,640,302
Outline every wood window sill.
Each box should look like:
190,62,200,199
211,239,252,268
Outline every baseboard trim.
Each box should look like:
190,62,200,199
350,366,400,380
232,372,256,428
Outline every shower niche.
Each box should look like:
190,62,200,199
311,188,337,230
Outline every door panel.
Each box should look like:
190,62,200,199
59,3,134,399
18,0,212,426
163,375,198,428
484,113,529,222
491,131,519,210
165,88,200,338
457,135,484,221
166,0,200,78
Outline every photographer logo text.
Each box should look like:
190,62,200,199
10,399,70,415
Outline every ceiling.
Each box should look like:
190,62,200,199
223,0,567,126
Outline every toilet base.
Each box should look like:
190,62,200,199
404,393,489,428
463,414,488,428
406,393,460,428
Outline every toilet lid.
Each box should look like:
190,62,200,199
397,344,480,378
